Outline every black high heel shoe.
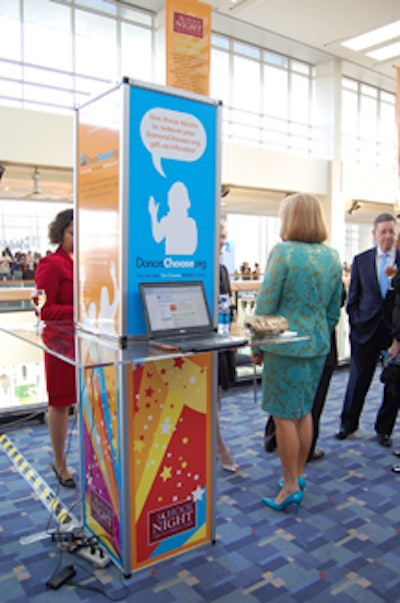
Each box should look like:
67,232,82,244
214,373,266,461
261,490,303,514
52,464,76,489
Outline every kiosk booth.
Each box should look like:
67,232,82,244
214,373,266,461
74,79,223,575
0,79,306,578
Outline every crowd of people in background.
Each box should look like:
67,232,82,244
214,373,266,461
0,246,46,281
236,258,351,286
238,261,261,280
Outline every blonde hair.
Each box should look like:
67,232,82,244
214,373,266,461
279,193,328,243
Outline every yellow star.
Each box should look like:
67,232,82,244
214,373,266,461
181,461,188,469
182,437,189,445
133,439,145,452
160,465,172,482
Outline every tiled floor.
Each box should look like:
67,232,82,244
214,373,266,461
0,367,399,602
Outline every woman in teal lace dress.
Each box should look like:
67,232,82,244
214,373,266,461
252,193,343,512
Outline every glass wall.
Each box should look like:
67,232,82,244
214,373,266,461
224,211,387,280
0,200,69,256
211,34,316,156
0,0,153,113
224,214,280,277
341,76,396,171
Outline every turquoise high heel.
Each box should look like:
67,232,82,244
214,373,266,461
261,490,303,514
278,476,306,490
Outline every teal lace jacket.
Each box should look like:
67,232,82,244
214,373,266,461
255,241,343,358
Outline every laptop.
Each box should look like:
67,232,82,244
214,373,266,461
139,281,248,353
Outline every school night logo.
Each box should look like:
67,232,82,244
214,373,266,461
91,489,114,534
148,500,196,544
173,11,203,38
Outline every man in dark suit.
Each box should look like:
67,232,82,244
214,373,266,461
336,213,399,446
378,262,400,452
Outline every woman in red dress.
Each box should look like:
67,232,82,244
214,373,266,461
35,208,76,488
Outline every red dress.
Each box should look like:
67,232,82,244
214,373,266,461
35,247,76,407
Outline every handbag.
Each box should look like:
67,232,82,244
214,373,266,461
381,363,400,384
380,351,400,384
264,415,277,453
244,314,288,335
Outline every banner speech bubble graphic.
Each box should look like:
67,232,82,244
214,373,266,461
140,108,206,177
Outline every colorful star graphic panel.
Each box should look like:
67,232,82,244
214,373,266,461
80,365,121,562
130,353,212,567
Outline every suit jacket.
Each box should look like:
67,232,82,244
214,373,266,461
218,263,235,389
325,284,347,368
390,268,400,341
347,246,399,345
219,263,231,297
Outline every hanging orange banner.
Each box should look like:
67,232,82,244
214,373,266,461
166,0,211,96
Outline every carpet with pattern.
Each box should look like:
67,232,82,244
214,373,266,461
0,367,399,603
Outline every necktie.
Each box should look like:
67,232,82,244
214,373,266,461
379,252,389,298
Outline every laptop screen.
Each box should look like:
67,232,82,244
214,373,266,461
140,281,213,337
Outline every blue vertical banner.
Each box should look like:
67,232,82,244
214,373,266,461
127,83,219,335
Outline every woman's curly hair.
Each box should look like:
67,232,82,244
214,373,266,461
48,209,73,245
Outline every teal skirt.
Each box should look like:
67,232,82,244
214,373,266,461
261,353,325,419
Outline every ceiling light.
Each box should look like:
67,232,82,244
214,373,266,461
341,19,400,51
32,167,40,195
221,185,231,198
367,41,400,61
347,200,363,215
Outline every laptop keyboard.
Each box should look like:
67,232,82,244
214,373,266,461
160,333,247,352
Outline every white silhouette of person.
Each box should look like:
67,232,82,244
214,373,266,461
148,181,198,255
98,260,120,335
80,260,120,336
81,300,97,329
80,299,101,364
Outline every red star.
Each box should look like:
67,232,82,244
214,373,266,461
145,387,154,398
174,357,185,369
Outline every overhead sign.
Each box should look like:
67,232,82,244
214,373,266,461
166,0,211,96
